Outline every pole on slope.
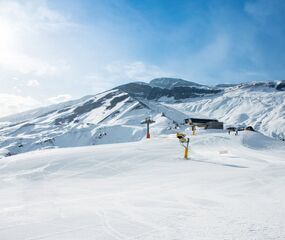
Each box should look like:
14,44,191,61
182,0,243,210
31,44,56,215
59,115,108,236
184,140,189,158
176,133,190,159
146,121,150,138
191,125,196,136
141,117,155,139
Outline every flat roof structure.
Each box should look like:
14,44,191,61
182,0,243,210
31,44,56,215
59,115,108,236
184,118,223,129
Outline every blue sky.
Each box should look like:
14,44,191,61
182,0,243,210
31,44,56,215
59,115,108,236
0,0,284,116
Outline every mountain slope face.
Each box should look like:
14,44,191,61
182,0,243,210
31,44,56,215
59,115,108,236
117,79,221,100
116,78,285,139
0,88,186,157
0,78,284,157
149,77,206,89
166,81,285,140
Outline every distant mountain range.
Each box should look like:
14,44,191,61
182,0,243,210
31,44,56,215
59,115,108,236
0,78,284,157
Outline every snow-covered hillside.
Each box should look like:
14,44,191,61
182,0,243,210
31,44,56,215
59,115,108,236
0,78,284,157
0,88,185,157
0,131,284,239
166,83,285,139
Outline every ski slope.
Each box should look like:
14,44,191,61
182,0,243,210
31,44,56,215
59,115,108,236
0,130,284,239
166,85,285,140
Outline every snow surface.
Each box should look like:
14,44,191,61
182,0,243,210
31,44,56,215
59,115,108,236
165,86,285,139
0,130,284,239
0,89,183,157
0,79,284,158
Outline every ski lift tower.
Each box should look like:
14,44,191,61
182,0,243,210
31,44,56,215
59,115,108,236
141,117,155,139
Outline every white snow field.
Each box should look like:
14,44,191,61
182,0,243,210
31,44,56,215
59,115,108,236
165,85,285,140
0,130,284,240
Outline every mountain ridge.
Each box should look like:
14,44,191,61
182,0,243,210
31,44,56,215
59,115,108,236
0,78,284,158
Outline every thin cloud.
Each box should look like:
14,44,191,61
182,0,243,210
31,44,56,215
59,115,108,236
105,61,173,82
48,94,72,104
82,60,174,94
0,93,40,118
27,79,40,87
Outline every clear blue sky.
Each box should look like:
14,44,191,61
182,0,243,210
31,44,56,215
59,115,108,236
0,0,284,116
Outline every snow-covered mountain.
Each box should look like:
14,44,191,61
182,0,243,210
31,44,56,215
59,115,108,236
168,80,285,140
117,79,221,100
149,77,206,89
0,78,285,239
0,87,188,157
0,78,284,157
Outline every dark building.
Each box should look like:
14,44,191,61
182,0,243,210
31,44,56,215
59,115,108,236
184,118,223,129
226,127,236,132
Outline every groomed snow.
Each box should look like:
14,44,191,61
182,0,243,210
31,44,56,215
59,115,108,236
0,130,284,239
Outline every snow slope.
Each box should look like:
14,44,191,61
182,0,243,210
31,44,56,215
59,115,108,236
0,131,284,239
165,85,285,139
0,78,284,158
0,89,184,157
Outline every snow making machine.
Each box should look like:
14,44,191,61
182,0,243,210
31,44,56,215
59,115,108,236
176,132,190,159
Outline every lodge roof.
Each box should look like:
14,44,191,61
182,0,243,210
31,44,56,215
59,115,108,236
185,118,218,124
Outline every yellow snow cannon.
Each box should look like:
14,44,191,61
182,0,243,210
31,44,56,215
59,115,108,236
176,133,190,159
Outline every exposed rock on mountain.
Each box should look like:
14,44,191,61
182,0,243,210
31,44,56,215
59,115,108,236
0,78,284,157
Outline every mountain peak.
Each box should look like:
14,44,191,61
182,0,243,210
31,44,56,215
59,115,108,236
149,77,204,89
